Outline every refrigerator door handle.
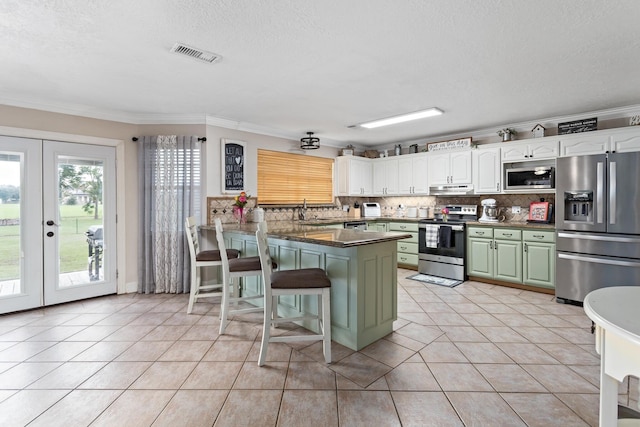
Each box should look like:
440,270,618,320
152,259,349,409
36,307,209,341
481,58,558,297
558,252,640,268
609,161,616,224
557,232,640,244
597,161,604,224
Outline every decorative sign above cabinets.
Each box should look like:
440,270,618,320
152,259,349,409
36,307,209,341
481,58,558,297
558,117,598,134
221,138,245,193
427,137,472,152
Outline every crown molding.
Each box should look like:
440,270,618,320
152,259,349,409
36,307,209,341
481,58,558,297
204,115,344,148
395,103,640,147
2,96,639,148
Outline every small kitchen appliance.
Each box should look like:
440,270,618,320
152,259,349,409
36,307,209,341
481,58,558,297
479,199,501,223
361,202,381,218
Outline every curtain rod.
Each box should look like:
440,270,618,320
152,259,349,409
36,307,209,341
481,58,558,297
131,137,207,142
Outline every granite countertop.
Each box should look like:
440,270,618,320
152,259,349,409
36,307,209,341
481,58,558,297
201,221,412,248
466,221,556,230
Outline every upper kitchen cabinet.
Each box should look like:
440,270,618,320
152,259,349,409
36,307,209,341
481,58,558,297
428,150,472,185
559,127,640,157
473,147,502,194
335,156,372,196
397,153,429,195
559,133,609,157
372,157,398,195
612,128,640,152
501,139,559,161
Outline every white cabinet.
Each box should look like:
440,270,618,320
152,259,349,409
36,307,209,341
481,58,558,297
473,147,502,194
397,154,429,194
559,134,609,157
559,128,640,157
428,150,472,185
372,158,398,195
611,129,640,153
501,139,559,161
335,156,372,196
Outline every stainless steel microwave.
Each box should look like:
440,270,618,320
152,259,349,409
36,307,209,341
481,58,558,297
505,165,555,190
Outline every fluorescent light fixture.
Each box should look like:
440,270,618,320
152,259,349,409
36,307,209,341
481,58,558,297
359,108,443,129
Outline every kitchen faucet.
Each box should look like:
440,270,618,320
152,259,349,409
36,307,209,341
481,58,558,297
298,199,307,221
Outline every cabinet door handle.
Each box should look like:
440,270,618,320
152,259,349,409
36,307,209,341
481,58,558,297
489,241,493,249
496,183,500,192
503,233,512,237
494,241,498,250
524,243,528,252
532,234,544,239
477,231,485,235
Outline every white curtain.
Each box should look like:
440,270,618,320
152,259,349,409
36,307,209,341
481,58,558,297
137,135,201,294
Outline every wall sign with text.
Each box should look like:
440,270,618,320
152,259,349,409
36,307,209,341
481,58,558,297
221,139,246,193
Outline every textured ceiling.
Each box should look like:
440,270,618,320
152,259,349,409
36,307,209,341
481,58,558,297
1,0,640,147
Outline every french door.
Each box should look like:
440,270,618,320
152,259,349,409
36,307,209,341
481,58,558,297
0,136,117,314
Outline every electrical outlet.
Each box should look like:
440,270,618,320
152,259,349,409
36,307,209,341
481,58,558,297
512,206,521,214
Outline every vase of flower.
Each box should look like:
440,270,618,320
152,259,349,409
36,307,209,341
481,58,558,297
232,192,250,224
441,207,449,222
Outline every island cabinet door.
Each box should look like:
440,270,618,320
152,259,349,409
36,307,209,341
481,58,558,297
238,237,262,298
274,244,301,311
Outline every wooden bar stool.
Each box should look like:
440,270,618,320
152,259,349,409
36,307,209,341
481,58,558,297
184,216,240,314
214,218,269,334
255,221,331,366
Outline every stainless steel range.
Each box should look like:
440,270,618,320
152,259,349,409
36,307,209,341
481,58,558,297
418,205,478,281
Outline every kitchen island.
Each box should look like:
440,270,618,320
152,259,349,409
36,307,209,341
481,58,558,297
200,221,411,351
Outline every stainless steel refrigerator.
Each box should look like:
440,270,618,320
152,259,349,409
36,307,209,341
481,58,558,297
556,152,640,304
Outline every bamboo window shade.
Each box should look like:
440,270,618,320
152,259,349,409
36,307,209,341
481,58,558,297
257,149,334,204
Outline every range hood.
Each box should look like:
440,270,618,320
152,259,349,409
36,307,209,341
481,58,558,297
429,184,474,196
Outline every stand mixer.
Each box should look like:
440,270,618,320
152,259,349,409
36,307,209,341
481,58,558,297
479,198,502,223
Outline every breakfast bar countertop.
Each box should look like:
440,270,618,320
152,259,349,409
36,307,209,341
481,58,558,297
200,221,412,248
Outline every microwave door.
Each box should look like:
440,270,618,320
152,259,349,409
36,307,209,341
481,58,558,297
607,152,640,234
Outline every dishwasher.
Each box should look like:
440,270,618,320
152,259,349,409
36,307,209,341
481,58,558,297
343,221,367,230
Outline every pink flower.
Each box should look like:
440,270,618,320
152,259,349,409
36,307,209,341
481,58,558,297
441,207,449,214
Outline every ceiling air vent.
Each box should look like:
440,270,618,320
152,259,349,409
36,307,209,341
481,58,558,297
170,43,222,64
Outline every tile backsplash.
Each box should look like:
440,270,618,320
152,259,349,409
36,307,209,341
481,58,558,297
207,193,555,224
337,193,555,222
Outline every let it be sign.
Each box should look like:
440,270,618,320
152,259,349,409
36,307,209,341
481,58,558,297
221,139,245,193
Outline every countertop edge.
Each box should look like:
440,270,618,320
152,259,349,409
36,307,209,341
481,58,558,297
201,222,412,248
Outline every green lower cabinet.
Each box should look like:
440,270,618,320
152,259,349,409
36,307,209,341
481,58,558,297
368,222,388,232
523,241,556,288
467,237,494,278
389,222,418,268
467,226,555,290
494,239,522,283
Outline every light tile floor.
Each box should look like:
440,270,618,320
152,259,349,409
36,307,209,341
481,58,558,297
0,268,637,426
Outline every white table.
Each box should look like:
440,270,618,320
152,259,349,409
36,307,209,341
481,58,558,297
584,287,640,427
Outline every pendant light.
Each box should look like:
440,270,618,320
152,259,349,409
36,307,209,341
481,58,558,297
300,132,320,149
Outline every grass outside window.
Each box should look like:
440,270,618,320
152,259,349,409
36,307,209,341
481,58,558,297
0,204,102,281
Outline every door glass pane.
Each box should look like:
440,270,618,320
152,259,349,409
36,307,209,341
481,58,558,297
57,156,105,288
0,153,21,296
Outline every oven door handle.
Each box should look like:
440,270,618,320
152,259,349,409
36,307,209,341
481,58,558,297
419,224,464,232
